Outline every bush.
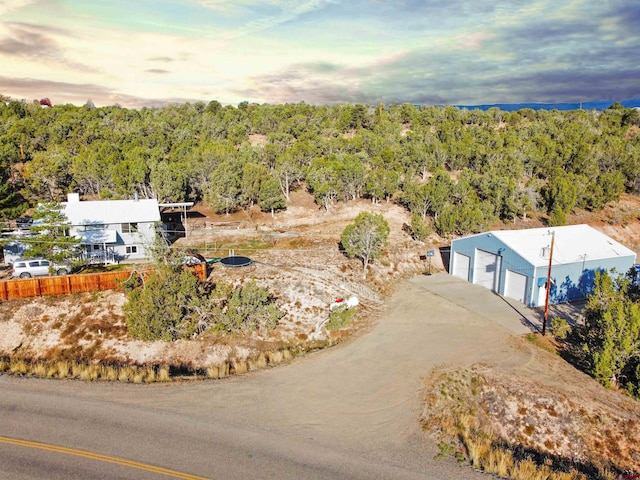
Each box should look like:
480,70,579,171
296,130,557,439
549,317,571,339
214,280,284,333
325,306,356,331
124,248,284,340
124,265,204,341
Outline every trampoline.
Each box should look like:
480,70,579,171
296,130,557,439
219,255,253,268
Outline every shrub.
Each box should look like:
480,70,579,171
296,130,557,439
124,246,284,340
216,280,284,333
325,306,356,331
550,317,571,339
124,266,205,341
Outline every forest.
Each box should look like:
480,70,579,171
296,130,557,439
1,95,639,238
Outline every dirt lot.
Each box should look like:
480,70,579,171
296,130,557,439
0,190,431,368
1,191,640,477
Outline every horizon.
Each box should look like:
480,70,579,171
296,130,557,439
1,1,639,109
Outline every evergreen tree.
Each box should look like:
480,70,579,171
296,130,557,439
258,177,286,216
581,270,640,394
341,212,390,279
20,201,81,263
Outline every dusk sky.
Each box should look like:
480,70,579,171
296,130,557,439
1,0,639,108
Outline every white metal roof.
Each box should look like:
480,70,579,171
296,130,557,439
488,224,636,267
158,202,194,209
63,198,160,226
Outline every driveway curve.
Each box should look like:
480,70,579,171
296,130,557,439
0,274,539,479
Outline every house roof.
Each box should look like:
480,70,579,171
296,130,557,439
63,198,160,226
484,224,636,268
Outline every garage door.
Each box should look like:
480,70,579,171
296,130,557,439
451,252,470,280
474,249,501,292
504,270,528,303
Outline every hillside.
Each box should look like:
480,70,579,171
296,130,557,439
3,190,640,366
1,190,640,478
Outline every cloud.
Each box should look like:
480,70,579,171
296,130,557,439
0,22,96,73
208,0,339,41
238,22,640,107
0,22,59,58
0,75,202,108
147,56,174,62
2,0,639,108
0,0,36,17
451,32,496,50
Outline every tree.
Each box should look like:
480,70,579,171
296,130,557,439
0,147,27,220
581,270,640,393
24,147,73,201
216,280,284,333
20,201,81,264
241,162,268,207
364,168,399,204
207,161,241,214
124,257,205,341
306,157,340,211
407,211,432,241
335,154,366,201
542,169,579,224
341,212,390,279
274,152,303,201
258,177,286,216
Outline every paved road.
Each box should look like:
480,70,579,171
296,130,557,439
0,274,540,479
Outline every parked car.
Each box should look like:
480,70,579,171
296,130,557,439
11,259,70,278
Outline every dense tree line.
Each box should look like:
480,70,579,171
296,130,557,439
1,96,639,236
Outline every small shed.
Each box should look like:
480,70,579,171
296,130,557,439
449,224,636,307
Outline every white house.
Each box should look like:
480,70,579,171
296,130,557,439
450,224,637,306
63,193,161,263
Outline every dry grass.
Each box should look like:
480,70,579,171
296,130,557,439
422,366,639,480
0,344,308,383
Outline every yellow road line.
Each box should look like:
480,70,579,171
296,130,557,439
0,435,210,480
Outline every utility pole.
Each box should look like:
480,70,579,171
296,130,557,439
542,231,555,336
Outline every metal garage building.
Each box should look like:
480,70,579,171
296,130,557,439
449,224,636,307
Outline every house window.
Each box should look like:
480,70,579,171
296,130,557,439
126,246,138,254
121,222,138,233
93,244,101,250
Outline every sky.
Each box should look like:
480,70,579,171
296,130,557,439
0,0,639,109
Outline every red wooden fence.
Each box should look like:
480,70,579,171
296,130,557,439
0,263,206,301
